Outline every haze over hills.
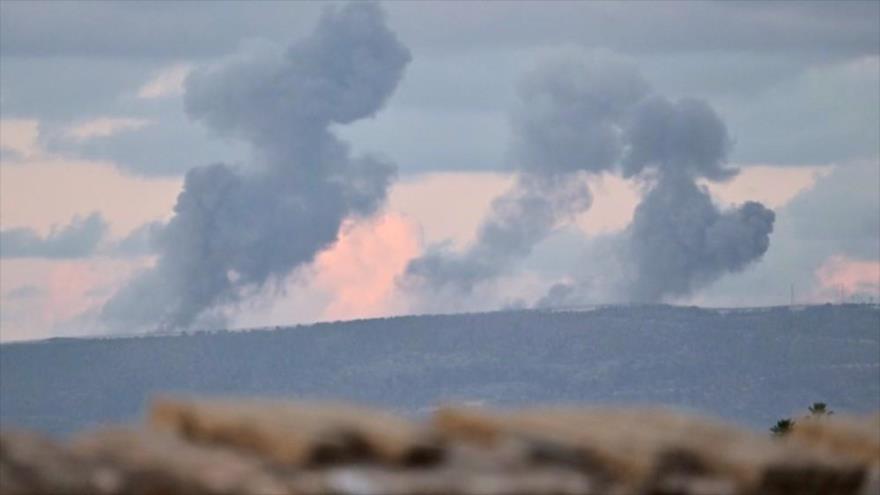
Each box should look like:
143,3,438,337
1,303,878,436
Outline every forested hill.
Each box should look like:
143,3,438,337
2,304,878,435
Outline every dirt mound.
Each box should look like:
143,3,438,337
2,398,878,494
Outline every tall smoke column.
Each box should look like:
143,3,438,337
403,52,774,307
402,57,649,297
620,96,775,302
101,2,410,330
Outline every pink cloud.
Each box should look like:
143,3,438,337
0,119,42,159
0,258,152,341
44,262,102,322
703,164,831,209
312,213,421,321
389,172,513,248
815,255,880,301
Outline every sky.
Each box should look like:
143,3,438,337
1,0,878,341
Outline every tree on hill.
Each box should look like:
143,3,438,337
770,418,795,436
808,402,833,416
771,402,834,437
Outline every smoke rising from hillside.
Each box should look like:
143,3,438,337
101,2,410,329
405,55,774,306
404,173,592,296
402,57,648,298
627,173,775,302
620,96,775,301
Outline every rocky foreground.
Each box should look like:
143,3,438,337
1,399,878,495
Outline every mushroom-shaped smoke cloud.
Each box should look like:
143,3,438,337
621,96,775,302
404,55,774,307
402,57,649,302
101,2,410,330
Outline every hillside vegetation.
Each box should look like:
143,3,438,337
1,304,878,435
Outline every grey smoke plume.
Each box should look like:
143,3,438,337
403,57,648,296
405,173,591,294
538,94,776,306
620,94,774,301
101,2,410,330
622,96,737,181
406,53,774,307
626,173,775,302
512,57,650,176
1,212,107,259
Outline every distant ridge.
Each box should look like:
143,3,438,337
2,304,878,435
8,303,877,344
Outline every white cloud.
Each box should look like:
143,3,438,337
814,255,880,302
137,63,192,99
64,117,150,142
0,118,41,160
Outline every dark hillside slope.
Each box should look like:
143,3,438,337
2,304,878,435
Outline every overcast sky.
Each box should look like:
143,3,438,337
1,1,878,341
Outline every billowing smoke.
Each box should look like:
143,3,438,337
402,57,648,297
101,2,410,330
626,173,775,302
622,96,737,181
405,54,774,307
621,96,775,301
405,173,591,295
511,57,650,176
